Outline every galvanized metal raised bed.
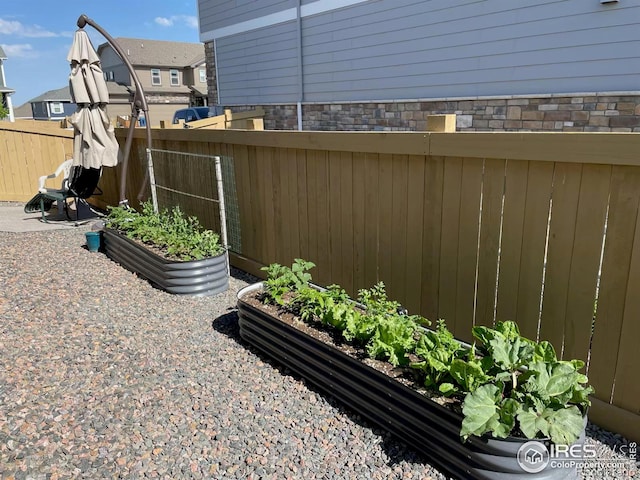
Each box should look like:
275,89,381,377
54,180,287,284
237,282,584,480
103,228,229,297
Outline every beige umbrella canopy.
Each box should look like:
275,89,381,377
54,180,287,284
67,29,120,170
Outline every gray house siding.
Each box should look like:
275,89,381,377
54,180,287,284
199,0,295,32
301,0,640,102
200,0,640,104
216,21,299,104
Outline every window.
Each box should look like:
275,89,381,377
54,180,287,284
199,68,206,83
108,71,114,81
170,69,179,86
151,69,161,86
50,102,64,114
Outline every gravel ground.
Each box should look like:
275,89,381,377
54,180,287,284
0,227,637,480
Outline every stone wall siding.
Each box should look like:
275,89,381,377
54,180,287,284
204,42,218,105
230,94,640,132
146,93,191,105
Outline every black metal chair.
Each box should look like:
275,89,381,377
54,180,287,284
24,160,102,222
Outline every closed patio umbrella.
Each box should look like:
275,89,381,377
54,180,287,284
67,29,120,172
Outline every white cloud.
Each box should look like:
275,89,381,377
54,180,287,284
155,17,173,27
154,15,198,29
184,16,199,29
0,18,58,38
0,43,36,58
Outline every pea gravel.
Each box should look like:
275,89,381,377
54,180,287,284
0,228,637,480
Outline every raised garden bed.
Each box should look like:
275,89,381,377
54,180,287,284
103,229,228,296
237,262,589,480
103,202,228,297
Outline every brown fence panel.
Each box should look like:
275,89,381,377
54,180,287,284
0,122,73,201
475,158,506,329
100,128,640,442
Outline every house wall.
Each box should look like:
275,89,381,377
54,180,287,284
31,102,48,120
199,0,640,130
183,64,208,87
100,47,130,85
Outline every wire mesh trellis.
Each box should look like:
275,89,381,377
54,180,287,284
146,148,242,254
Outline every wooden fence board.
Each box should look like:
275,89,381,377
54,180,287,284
589,166,640,402
539,163,582,350
613,210,640,413
377,154,394,295
317,150,332,286
421,156,444,322
339,151,355,296
562,165,611,363
515,161,554,340
404,155,426,315
475,158,506,328
247,145,264,263
496,160,529,323
277,149,299,265
439,157,463,332
363,153,380,288
352,152,367,294
391,154,409,308
271,147,285,266
296,149,310,265
4,130,20,197
328,150,344,288
233,144,253,257
455,157,484,342
261,147,278,265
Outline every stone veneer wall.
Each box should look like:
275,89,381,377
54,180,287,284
229,93,640,132
204,42,218,105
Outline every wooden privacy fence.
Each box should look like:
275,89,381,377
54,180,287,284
110,128,640,442
0,121,74,201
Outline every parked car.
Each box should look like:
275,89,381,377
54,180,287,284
172,107,212,124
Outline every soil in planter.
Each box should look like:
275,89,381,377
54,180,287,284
243,292,461,414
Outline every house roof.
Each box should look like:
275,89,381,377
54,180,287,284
98,38,205,68
0,46,6,59
105,81,131,95
187,54,206,68
13,102,33,119
29,86,72,103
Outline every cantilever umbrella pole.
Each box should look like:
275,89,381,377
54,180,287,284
76,14,153,207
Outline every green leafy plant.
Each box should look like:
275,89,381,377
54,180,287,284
459,321,592,445
411,319,471,394
260,258,315,305
106,201,223,261
257,260,592,446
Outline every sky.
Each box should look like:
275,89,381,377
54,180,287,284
1,0,201,107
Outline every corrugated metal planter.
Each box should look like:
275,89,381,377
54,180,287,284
103,228,229,297
237,282,585,480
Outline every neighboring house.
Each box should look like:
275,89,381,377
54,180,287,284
198,0,640,132
12,102,33,120
98,38,208,126
0,46,15,122
26,83,130,122
29,86,75,121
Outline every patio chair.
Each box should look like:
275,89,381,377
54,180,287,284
24,159,102,223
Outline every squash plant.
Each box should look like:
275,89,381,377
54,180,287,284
259,259,592,446
106,201,224,261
